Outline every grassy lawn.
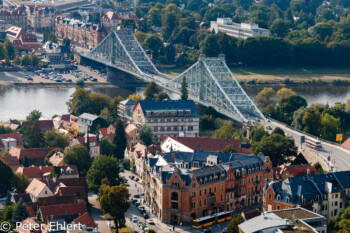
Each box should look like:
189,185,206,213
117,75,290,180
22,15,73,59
159,66,350,84
118,226,134,233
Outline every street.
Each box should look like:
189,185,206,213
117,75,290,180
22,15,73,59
262,119,350,171
121,170,230,233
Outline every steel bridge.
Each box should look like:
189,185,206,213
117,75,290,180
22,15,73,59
81,28,264,122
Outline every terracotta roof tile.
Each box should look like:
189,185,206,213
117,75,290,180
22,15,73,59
342,137,350,150
1,156,20,167
40,203,87,221
0,132,24,147
73,212,97,228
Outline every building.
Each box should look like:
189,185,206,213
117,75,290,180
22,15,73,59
273,164,317,181
210,18,270,39
6,26,41,52
77,113,100,134
26,6,55,32
16,165,79,181
55,16,107,50
264,171,350,222
21,119,54,132
239,207,327,233
0,156,20,172
49,150,65,166
143,151,272,223
0,6,27,29
41,41,72,69
26,178,54,202
0,132,23,155
118,99,136,121
3,119,21,130
161,136,242,153
39,203,87,224
9,147,58,166
133,100,200,143
125,123,141,146
71,137,100,158
100,11,121,31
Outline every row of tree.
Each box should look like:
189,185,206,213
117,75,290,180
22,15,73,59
256,87,350,141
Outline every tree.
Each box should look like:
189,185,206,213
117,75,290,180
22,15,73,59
147,230,157,233
0,42,7,60
30,54,39,67
143,34,163,60
270,19,289,37
127,94,142,103
44,129,69,149
66,88,92,116
22,155,30,167
180,76,188,100
4,40,15,59
140,126,154,146
99,185,130,233
277,95,307,124
213,121,240,139
63,38,71,49
276,88,296,100
135,31,147,44
113,120,127,160
313,162,324,174
99,107,114,125
227,214,245,233
252,134,297,166
292,107,307,130
0,159,14,196
100,138,115,156
11,198,29,225
302,107,322,136
36,210,43,222
26,110,42,121
334,206,350,232
200,34,220,57
11,173,29,193
87,155,123,192
29,121,45,148
250,123,268,142
21,54,30,66
148,7,162,27
162,11,178,41
144,81,159,100
64,145,92,176
14,55,21,65
110,96,124,119
221,144,237,153
1,204,15,223
321,113,341,141
271,127,285,136
156,92,170,100
255,87,276,108
50,166,61,178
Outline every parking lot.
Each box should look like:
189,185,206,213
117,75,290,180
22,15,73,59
0,65,108,84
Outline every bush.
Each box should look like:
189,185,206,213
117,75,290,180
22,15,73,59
76,79,85,86
284,78,293,84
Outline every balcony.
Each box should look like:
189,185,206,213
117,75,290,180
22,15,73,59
169,208,179,212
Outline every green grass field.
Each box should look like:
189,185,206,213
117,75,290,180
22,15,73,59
159,66,350,84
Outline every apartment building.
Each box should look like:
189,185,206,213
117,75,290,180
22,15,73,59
143,151,273,223
264,171,350,222
0,6,27,29
26,6,55,32
133,100,200,143
210,18,270,39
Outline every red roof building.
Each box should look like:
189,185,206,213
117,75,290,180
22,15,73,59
22,120,54,132
342,137,350,150
0,156,20,172
40,203,87,223
16,165,79,180
73,212,97,228
9,147,58,166
161,136,241,153
273,164,317,181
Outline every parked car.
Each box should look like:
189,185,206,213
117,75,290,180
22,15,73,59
27,77,33,81
131,198,138,204
286,133,292,138
221,227,227,233
143,226,148,232
266,125,272,130
137,221,143,228
129,175,135,179
202,229,212,233
143,214,149,219
132,216,138,222
135,202,140,207
134,194,140,198
146,219,155,225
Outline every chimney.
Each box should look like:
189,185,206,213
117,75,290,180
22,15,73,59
39,166,42,170
53,177,57,183
307,168,310,176
171,153,175,163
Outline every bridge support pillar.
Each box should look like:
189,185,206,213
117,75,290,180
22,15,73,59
241,122,253,139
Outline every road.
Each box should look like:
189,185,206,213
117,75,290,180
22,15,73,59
121,170,230,233
262,119,350,171
88,193,112,233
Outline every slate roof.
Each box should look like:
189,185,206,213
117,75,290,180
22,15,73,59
120,99,136,105
138,100,200,118
268,171,350,205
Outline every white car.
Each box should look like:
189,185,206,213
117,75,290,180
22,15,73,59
132,216,138,222
146,219,155,225
286,133,292,138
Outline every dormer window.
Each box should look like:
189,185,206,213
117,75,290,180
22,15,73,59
277,195,281,201
286,197,290,203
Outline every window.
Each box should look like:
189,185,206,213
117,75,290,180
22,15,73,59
204,189,207,194
277,205,280,210
221,184,223,190
286,197,290,203
204,199,207,205
188,126,193,131
277,195,281,201
191,201,196,208
171,192,178,209
214,187,216,192
199,190,202,196
221,195,223,201
268,193,272,199
199,200,202,206
191,192,196,198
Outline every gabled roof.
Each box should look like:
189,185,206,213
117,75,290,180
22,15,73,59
120,99,136,105
78,113,99,121
73,212,97,228
22,120,54,132
75,137,100,147
58,186,87,199
10,147,58,161
17,166,53,179
138,100,200,118
342,137,350,150
26,178,53,197
37,195,76,206
0,156,20,167
40,203,87,221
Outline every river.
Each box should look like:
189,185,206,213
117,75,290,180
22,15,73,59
1,84,350,122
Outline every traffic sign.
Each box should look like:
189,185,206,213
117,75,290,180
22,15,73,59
336,134,343,142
